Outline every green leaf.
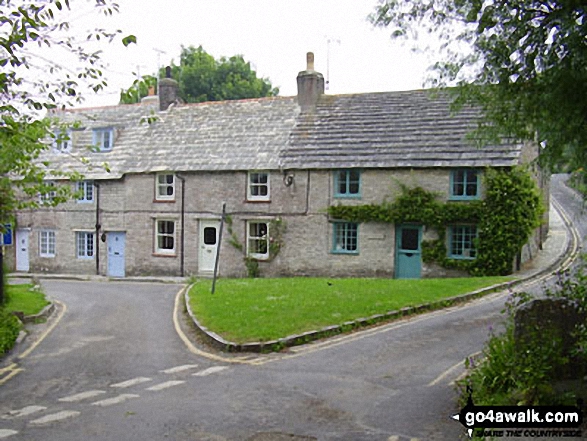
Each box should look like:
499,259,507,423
122,34,136,47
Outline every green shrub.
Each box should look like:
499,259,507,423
0,307,21,354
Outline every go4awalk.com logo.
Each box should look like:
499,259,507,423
452,390,584,438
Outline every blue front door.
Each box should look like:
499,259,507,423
395,225,422,279
107,232,126,278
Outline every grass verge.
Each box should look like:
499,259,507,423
5,283,50,316
188,276,511,344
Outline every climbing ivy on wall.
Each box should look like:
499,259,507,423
327,167,544,276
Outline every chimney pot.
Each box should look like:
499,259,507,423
307,52,315,71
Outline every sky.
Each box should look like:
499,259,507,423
64,0,436,108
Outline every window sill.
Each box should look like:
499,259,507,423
153,252,177,258
245,199,271,203
334,194,362,199
448,196,480,201
331,250,359,255
153,199,176,203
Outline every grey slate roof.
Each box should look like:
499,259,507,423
44,89,523,180
283,90,522,169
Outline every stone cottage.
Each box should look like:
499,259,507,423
8,54,549,279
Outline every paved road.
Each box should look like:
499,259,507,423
0,175,583,441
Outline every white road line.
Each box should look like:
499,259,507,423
388,437,400,441
29,411,80,425
58,390,106,402
0,429,18,438
192,366,228,377
146,380,185,391
160,364,199,374
2,405,47,419
110,377,151,388
91,394,139,407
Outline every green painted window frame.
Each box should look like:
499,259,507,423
448,225,478,260
450,169,480,200
333,169,361,198
331,222,359,254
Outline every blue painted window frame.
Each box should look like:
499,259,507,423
92,128,114,152
448,225,478,260
331,222,359,254
76,180,94,203
450,169,480,200
333,169,361,198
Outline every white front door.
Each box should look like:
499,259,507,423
16,229,30,272
199,221,220,273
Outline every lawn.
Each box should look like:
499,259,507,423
5,284,50,316
188,276,511,344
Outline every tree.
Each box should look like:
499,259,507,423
371,0,587,172
0,0,135,303
120,45,278,104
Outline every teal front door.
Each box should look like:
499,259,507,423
395,225,422,279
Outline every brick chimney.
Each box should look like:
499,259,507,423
159,66,180,111
297,52,324,111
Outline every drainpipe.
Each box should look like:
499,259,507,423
176,174,186,277
95,182,101,276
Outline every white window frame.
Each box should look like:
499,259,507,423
76,180,94,203
155,219,176,255
53,129,72,152
247,171,270,201
39,181,56,205
246,221,269,260
39,230,56,258
155,173,175,201
92,128,114,152
76,231,95,259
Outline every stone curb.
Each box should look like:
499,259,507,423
184,200,581,353
21,302,55,325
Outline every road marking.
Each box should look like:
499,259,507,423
110,377,151,388
192,366,228,377
2,405,47,419
173,286,251,364
91,394,139,407
58,390,106,402
160,364,199,374
29,410,80,425
388,437,400,441
146,380,185,391
0,429,18,438
0,367,24,387
20,300,67,360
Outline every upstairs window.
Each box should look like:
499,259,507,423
450,169,480,200
332,222,359,254
39,181,56,205
156,173,175,201
247,221,269,260
247,172,270,201
92,128,114,152
334,169,361,198
449,225,477,259
53,129,72,152
76,180,94,203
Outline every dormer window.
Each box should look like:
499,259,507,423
92,128,114,152
53,129,72,152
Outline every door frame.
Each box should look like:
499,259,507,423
198,220,220,274
394,224,423,279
